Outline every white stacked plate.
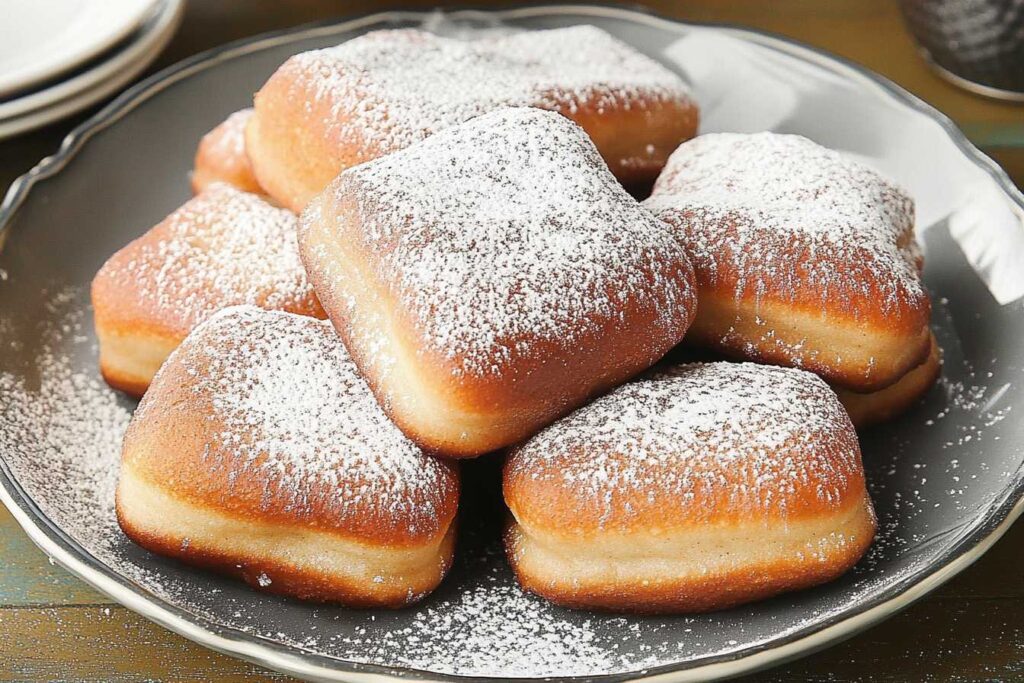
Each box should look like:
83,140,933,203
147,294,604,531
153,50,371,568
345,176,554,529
0,0,184,140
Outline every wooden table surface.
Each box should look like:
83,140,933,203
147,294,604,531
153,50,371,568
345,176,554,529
1,1,1022,681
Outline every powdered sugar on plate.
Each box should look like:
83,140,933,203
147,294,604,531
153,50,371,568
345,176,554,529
286,24,693,158
644,132,925,313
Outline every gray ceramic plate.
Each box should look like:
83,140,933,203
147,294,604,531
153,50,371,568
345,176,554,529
2,5,1023,682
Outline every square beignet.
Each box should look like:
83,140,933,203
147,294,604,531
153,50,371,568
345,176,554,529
504,362,876,613
247,25,699,211
91,183,324,397
644,132,932,393
299,108,698,458
117,306,459,606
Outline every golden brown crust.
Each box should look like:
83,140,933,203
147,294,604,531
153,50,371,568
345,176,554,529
117,467,457,606
569,95,698,190
504,495,875,613
247,27,698,212
837,332,941,428
503,363,867,533
191,109,262,194
298,109,698,458
91,185,324,395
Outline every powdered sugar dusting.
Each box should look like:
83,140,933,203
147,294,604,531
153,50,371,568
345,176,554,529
142,305,455,536
204,108,251,160
508,362,862,526
310,107,694,379
0,290,129,553
644,133,924,314
288,25,693,157
0,273,1018,677
95,183,321,333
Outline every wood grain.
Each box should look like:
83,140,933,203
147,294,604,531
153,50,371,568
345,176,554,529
0,507,106,607
0,606,293,682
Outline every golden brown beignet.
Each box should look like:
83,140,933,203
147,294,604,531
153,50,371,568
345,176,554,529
837,332,940,428
91,183,324,397
117,306,460,606
300,108,698,458
504,362,876,613
645,133,931,393
248,26,699,211
191,109,261,194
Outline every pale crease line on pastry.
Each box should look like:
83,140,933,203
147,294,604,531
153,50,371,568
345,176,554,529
117,467,455,595
687,288,932,391
507,496,874,586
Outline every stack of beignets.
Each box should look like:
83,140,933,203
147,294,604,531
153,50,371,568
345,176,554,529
644,132,938,426
100,23,940,613
247,25,699,210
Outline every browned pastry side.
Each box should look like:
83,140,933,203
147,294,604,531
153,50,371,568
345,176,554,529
117,306,460,606
504,362,876,613
299,108,698,458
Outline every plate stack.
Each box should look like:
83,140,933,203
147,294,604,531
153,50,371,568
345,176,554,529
0,0,184,140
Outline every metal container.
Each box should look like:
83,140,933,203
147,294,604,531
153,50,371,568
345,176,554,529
899,0,1024,101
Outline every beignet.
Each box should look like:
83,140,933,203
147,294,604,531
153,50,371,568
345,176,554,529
300,108,698,457
504,361,876,613
645,133,931,392
248,26,698,210
117,306,459,606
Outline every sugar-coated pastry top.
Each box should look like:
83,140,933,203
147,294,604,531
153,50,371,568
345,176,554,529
645,133,926,319
505,362,865,534
282,25,693,158
93,183,323,336
127,306,459,544
302,107,697,380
